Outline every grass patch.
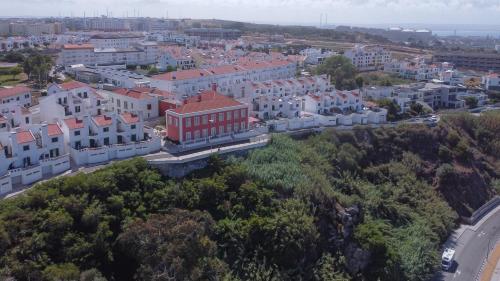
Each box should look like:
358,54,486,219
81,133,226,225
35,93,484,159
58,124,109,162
0,73,28,86
357,71,414,87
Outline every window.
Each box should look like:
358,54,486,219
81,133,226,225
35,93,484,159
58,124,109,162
226,124,232,132
226,111,232,120
241,122,246,129
147,104,152,110
218,113,224,121
194,130,200,139
210,114,216,122
186,132,192,140
103,137,109,145
202,129,208,137
131,124,136,129
75,106,81,113
75,141,81,149
234,123,239,132
23,145,30,151
103,127,109,132
219,126,224,134
117,99,121,107
51,137,58,143
234,110,240,119
194,116,200,126
124,101,128,109
211,127,216,136
131,134,136,142
185,117,191,128
25,117,29,124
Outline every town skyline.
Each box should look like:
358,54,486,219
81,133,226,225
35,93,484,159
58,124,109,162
1,0,500,25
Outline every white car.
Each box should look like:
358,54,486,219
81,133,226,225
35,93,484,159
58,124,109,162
441,248,455,271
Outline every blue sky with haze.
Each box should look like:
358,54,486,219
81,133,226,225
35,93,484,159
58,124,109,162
0,0,499,25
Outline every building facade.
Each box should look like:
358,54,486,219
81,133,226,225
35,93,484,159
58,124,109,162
165,91,248,144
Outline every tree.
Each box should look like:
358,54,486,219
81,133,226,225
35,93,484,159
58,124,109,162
147,66,159,75
410,102,424,116
22,53,53,88
464,96,478,109
316,55,358,90
377,98,401,121
118,210,228,281
355,76,364,89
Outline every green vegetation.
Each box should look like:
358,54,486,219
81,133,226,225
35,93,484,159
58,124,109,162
464,96,478,109
316,55,358,90
0,66,27,86
356,71,414,87
22,53,53,88
0,112,499,281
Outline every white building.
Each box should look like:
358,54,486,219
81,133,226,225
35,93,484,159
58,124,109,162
245,75,331,120
59,42,159,67
303,90,363,115
103,87,170,119
151,59,297,99
42,81,108,122
0,86,32,108
299,48,337,65
0,123,70,195
62,113,160,166
483,73,500,91
439,69,465,86
384,58,440,81
89,33,144,49
344,45,391,71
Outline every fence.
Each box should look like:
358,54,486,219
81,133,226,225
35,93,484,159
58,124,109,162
461,196,500,225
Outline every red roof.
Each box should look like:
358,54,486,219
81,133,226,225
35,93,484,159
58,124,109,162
64,118,85,130
47,124,63,136
111,87,170,100
0,86,31,99
92,115,113,127
63,44,94,50
16,130,34,144
153,60,294,81
169,91,244,115
112,88,151,100
59,81,91,91
120,112,140,124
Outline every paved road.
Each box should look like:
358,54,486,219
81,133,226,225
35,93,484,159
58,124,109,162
433,207,500,281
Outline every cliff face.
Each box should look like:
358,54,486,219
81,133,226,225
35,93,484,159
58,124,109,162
335,112,500,217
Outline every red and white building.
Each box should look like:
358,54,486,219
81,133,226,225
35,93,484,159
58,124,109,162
0,85,32,108
104,87,172,119
165,90,248,144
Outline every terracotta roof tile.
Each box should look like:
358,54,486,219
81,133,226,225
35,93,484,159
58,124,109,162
120,112,140,124
169,91,245,115
0,86,31,99
92,115,113,127
16,130,34,144
64,118,85,130
47,124,63,136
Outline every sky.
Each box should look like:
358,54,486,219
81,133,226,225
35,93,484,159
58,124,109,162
1,0,500,26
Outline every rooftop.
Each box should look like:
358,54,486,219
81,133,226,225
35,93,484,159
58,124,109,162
0,85,31,99
47,124,63,136
16,130,34,144
64,117,85,130
120,112,140,124
169,91,244,115
92,115,113,127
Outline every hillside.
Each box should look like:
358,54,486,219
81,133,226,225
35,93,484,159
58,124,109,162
0,111,498,281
